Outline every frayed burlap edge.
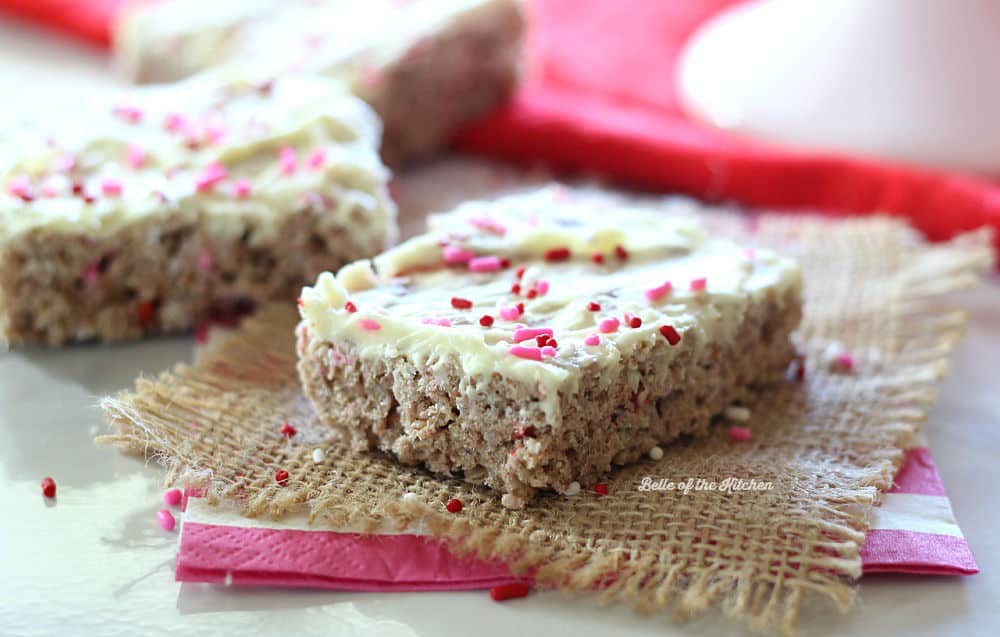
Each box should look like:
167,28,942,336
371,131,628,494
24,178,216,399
97,216,994,635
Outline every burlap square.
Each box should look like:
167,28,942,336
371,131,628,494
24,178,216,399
97,213,993,634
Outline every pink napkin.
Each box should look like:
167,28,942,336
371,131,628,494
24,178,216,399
174,446,977,591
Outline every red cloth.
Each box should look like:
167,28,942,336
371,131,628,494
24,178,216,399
3,0,999,255
0,0,119,46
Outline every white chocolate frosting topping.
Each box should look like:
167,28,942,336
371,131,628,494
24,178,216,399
0,73,395,245
299,187,802,412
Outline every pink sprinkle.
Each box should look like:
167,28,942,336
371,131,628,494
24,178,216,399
728,426,752,443
443,245,475,264
41,184,59,198
163,488,182,507
279,146,297,175
468,216,507,236
509,345,543,361
195,248,214,273
690,277,708,292
468,255,503,273
114,105,143,123
101,179,123,196
203,123,227,145
743,248,756,260
536,280,550,295
195,162,227,192
513,327,553,343
541,346,556,357
125,144,146,169
164,112,187,132
83,262,101,287
232,178,252,198
499,305,521,321
359,318,381,331
7,175,31,198
156,509,176,531
835,353,855,372
306,149,326,170
645,281,673,302
56,153,77,172
598,317,620,333
584,333,600,346
420,317,452,326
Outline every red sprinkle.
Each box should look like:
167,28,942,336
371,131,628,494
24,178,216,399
591,253,605,265
500,257,511,269
513,425,536,439
543,247,571,262
728,426,752,442
516,302,525,314
515,267,525,278
344,301,357,313
510,283,522,294
547,339,558,348
587,301,601,312
535,335,550,347
194,322,210,345
627,315,642,329
490,583,532,602
526,289,538,299
445,498,463,513
280,421,297,437
659,325,681,346
451,297,473,310
137,300,156,328
479,315,494,327
41,477,56,498
275,470,290,486
594,483,609,496
614,245,629,260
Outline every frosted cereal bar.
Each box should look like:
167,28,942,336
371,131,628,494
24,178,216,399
114,0,525,165
296,188,803,505
0,74,395,346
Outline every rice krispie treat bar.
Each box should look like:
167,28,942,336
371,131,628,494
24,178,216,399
296,188,803,506
0,73,395,346
114,0,524,165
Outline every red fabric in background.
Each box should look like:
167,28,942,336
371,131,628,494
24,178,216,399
0,0,119,46
3,0,999,255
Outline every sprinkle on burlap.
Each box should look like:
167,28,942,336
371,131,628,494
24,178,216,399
98,215,993,634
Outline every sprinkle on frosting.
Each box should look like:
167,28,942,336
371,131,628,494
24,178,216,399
645,281,673,302
659,325,681,345
690,277,708,292
599,317,620,334
469,255,502,273
514,327,553,343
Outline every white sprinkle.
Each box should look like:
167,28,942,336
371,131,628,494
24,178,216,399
564,481,581,496
402,492,420,504
648,446,664,461
501,493,525,510
724,406,751,422
311,448,326,463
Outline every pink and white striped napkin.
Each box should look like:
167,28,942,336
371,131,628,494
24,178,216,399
174,445,977,590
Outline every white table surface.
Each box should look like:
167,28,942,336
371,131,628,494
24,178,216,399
1,15,999,637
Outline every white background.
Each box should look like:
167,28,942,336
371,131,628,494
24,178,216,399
1,14,999,637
